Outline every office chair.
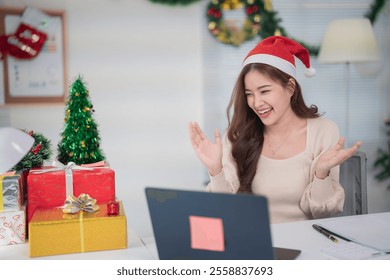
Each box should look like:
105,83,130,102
336,151,368,216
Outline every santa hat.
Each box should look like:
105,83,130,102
242,36,316,78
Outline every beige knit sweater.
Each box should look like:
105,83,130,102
207,117,345,224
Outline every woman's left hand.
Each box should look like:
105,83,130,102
315,137,362,179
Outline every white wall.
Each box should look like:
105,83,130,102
1,0,389,238
0,0,205,237
201,0,390,216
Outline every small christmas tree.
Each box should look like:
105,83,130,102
57,76,105,165
374,119,390,189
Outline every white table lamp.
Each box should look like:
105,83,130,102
318,18,380,141
0,127,34,173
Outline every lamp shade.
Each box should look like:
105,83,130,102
0,127,34,173
318,18,380,64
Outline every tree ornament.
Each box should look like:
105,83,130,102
31,143,42,155
10,129,52,171
107,200,119,216
57,76,105,165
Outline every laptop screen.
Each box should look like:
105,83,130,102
145,187,276,260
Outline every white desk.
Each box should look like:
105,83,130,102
0,228,154,260
142,212,390,260
271,212,390,259
2,212,390,260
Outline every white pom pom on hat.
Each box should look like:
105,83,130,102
242,36,316,78
305,67,316,77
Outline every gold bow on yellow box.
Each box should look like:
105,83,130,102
63,193,99,214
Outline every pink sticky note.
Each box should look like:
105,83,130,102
189,215,224,252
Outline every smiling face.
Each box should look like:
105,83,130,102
244,69,295,127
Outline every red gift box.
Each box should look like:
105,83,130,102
27,163,115,223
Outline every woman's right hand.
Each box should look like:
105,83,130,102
188,122,223,176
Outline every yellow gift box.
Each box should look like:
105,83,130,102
29,201,127,257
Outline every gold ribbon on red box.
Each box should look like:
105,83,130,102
63,193,99,214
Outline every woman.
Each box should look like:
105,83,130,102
189,36,362,224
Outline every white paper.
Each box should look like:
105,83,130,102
321,241,387,260
319,213,390,251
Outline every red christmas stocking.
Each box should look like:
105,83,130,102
0,23,47,60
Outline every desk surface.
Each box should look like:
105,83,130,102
143,212,390,260
1,212,390,260
270,212,390,259
0,228,154,260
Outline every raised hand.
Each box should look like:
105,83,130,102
188,122,223,176
315,137,362,179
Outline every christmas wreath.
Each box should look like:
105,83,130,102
206,0,271,47
207,0,387,52
150,0,388,55
11,129,52,171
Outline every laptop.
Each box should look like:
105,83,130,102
145,187,301,260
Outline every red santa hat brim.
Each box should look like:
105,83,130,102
242,36,315,78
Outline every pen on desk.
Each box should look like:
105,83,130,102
314,224,352,242
312,224,339,243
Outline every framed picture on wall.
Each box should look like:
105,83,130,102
0,7,67,104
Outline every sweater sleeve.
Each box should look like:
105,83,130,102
299,119,345,218
206,133,240,193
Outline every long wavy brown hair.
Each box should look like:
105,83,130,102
226,63,320,193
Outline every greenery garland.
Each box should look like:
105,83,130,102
365,0,388,23
11,129,52,171
148,0,200,5
207,0,387,53
374,119,390,189
149,0,388,56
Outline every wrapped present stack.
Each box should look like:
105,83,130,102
26,76,128,257
27,160,128,257
0,129,51,247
